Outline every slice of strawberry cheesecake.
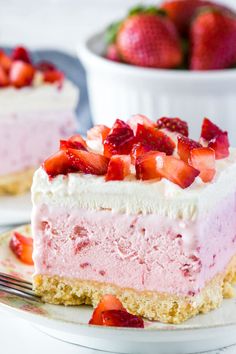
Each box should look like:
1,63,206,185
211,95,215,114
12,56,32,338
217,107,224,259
32,116,236,324
0,46,78,195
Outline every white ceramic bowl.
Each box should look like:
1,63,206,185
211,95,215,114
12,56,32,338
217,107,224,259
78,31,236,143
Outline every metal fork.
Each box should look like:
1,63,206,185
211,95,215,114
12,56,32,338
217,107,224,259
0,272,41,302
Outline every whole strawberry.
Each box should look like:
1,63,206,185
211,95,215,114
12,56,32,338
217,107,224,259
116,7,183,69
190,9,236,70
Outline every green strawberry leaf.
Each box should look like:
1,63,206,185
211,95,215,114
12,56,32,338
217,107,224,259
105,21,122,44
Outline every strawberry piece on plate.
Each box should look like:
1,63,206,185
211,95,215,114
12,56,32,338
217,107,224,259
87,125,111,143
12,46,31,64
102,310,144,328
9,232,34,265
190,147,216,182
106,155,131,181
43,70,64,84
103,119,135,158
36,60,56,72
201,118,223,141
127,114,156,134
208,132,229,159
177,136,202,163
9,61,35,88
0,50,12,73
60,135,87,151
136,124,175,155
130,142,151,164
0,66,9,87
157,117,188,137
89,295,124,325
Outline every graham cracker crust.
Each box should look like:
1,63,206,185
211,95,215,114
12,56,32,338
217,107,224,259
0,167,35,195
33,255,236,324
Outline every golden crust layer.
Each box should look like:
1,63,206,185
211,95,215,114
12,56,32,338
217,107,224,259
33,255,236,324
0,168,35,195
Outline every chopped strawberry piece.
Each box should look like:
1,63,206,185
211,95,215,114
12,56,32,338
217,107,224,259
208,132,229,159
127,114,156,134
157,117,189,137
102,310,144,328
60,134,87,150
9,232,33,265
9,61,35,88
43,70,64,84
135,151,165,181
0,50,12,72
0,66,9,87
190,147,216,182
35,60,56,72
136,124,175,155
130,142,151,164
87,125,111,143
106,155,131,181
12,46,31,64
201,118,223,141
103,119,135,158
89,295,124,325
43,150,75,177
177,136,202,163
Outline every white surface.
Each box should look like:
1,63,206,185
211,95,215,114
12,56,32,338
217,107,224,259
79,31,236,142
0,193,31,226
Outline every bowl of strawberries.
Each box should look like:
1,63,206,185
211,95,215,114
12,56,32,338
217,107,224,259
79,0,236,141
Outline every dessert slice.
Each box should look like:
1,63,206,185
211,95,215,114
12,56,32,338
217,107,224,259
32,116,236,324
0,46,78,195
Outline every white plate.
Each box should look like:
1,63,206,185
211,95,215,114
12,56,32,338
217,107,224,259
0,193,31,226
0,226,236,354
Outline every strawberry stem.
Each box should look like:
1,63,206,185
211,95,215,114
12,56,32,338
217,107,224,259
105,21,122,44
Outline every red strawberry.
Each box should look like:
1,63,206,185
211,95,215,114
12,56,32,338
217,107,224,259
103,119,135,158
135,151,164,181
12,46,31,63
43,70,64,84
9,232,34,265
208,132,229,159
130,142,152,164
102,310,144,328
161,0,231,35
35,60,56,72
0,50,12,72
0,66,9,87
200,117,223,141
190,10,236,70
136,124,175,155
89,295,124,325
9,61,35,88
116,11,183,68
127,114,156,134
105,155,131,181
43,150,75,177
87,125,111,143
190,147,215,182
177,136,202,163
157,117,188,137
61,134,87,150
105,44,121,62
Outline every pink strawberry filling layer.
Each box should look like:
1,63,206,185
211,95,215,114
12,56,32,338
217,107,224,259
0,111,76,176
32,191,236,297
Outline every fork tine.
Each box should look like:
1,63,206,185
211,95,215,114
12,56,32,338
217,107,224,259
0,284,41,302
0,277,32,291
0,272,32,285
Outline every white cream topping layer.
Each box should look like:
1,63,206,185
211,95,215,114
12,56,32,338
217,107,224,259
31,149,236,221
0,79,79,115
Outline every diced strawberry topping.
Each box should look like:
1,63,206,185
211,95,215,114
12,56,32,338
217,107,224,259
89,295,124,325
0,50,12,73
103,119,135,158
43,70,64,84
35,60,56,72
60,134,87,151
157,117,189,137
127,114,156,134
136,124,175,155
190,147,216,182
9,61,35,88
177,135,202,163
102,310,144,328
208,132,229,159
130,142,151,164
105,155,131,181
201,117,223,141
87,125,111,143
0,66,9,87
9,232,34,265
43,150,75,177
12,46,31,64
135,151,165,181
